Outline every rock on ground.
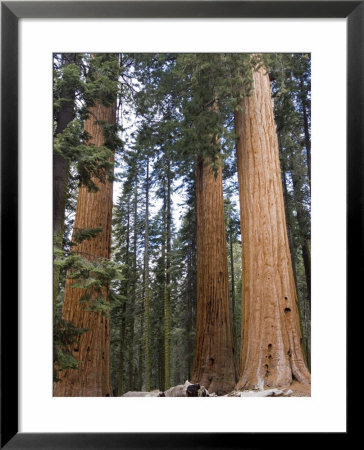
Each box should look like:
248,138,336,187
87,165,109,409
122,390,162,397
164,380,209,397
225,388,293,397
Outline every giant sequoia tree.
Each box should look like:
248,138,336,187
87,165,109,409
54,54,119,396
268,53,311,367
54,102,116,397
191,155,237,394
234,64,311,389
182,56,237,394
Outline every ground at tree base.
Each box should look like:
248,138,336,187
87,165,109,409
222,381,310,397
122,380,311,397
281,380,311,397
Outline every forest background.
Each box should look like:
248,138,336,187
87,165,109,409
53,52,311,397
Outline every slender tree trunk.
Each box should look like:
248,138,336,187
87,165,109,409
289,162,311,306
189,208,197,379
127,303,135,392
301,240,311,301
144,157,151,391
53,53,76,318
53,103,115,397
281,164,298,287
300,78,311,186
191,156,237,395
137,322,143,391
127,184,138,391
159,185,167,390
290,171,311,369
164,161,172,390
137,262,144,391
117,301,126,396
229,229,238,366
186,226,193,380
158,338,163,390
122,201,136,392
234,66,310,390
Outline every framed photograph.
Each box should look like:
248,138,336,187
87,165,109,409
2,1,359,448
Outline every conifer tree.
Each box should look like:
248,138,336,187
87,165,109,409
54,54,119,396
192,154,237,394
234,63,311,389
53,53,78,316
143,155,151,391
172,172,197,382
111,141,142,393
224,195,241,364
112,189,131,395
268,53,311,366
164,161,172,390
178,55,237,394
151,154,174,390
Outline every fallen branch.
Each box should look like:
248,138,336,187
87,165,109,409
225,388,293,397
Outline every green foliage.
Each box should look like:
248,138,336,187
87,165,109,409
80,294,111,315
54,247,123,318
72,227,103,245
65,255,122,284
132,53,264,177
53,119,115,191
54,53,123,197
96,120,124,152
53,54,83,117
53,318,88,381
83,54,122,107
75,144,114,191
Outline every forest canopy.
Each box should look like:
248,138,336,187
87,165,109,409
53,53,311,397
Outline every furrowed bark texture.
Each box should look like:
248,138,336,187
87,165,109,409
235,67,311,390
53,104,115,397
191,157,236,395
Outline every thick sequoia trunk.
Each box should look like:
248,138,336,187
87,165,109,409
53,103,115,397
186,209,196,381
191,157,236,395
234,66,311,390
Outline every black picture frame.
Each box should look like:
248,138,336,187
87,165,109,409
1,1,358,448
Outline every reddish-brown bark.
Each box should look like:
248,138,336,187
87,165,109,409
191,157,237,395
54,104,115,397
234,66,311,389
